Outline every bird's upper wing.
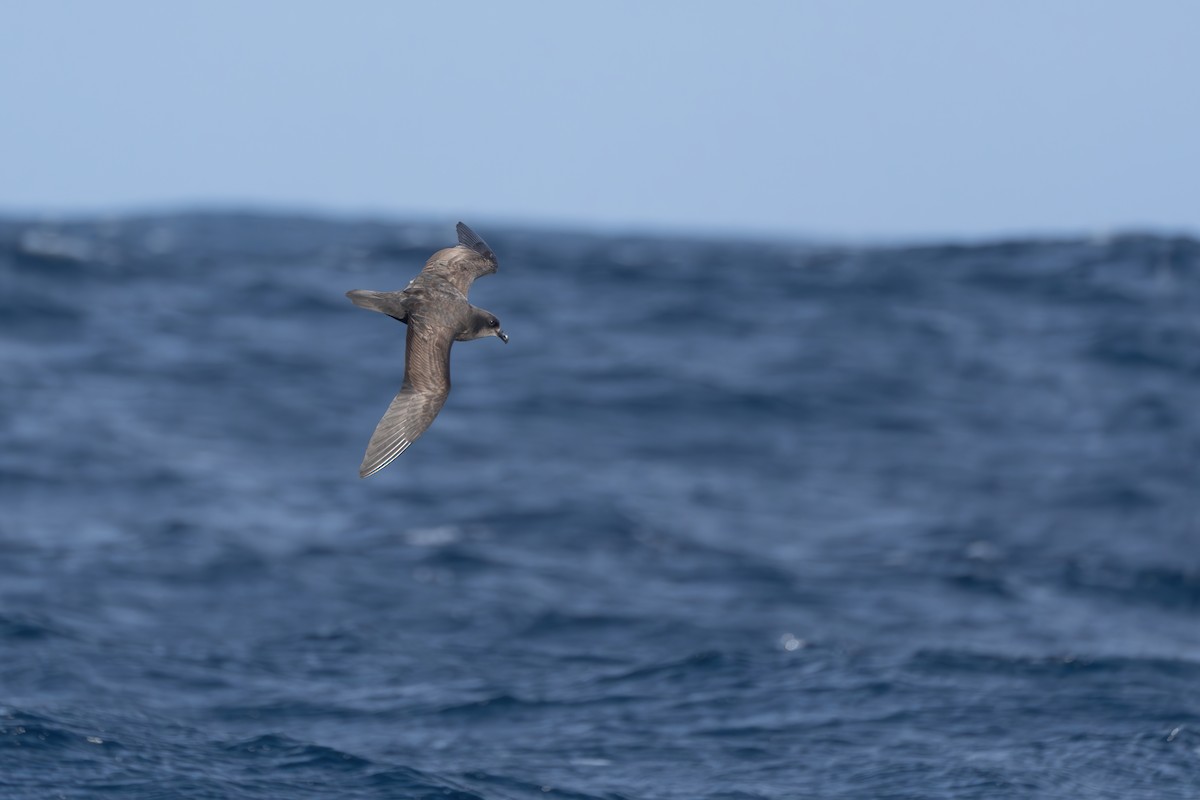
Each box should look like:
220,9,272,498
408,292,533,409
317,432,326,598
357,322,455,477
418,222,498,296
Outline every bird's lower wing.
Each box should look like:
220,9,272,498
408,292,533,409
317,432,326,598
358,388,448,478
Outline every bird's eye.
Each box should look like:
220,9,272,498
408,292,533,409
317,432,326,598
488,318,498,327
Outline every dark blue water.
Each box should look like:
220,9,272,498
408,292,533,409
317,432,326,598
2,214,1199,798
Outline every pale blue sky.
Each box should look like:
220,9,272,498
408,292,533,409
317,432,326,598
2,1,1197,238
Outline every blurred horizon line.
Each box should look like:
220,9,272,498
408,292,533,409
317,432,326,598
1,200,1197,249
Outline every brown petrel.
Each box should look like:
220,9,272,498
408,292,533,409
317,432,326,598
346,222,507,477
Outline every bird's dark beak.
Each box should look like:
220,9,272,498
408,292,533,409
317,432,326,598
497,329,509,344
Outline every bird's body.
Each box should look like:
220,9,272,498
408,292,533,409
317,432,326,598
346,223,507,478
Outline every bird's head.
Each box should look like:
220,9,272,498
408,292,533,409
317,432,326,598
461,307,508,344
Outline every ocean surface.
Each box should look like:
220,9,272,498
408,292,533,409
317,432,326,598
1,213,1198,799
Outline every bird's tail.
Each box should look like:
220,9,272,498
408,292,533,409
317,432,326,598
346,290,412,323
346,290,390,313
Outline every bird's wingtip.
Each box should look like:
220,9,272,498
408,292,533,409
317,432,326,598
455,221,497,263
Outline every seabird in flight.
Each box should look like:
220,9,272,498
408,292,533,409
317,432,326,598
346,222,507,477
